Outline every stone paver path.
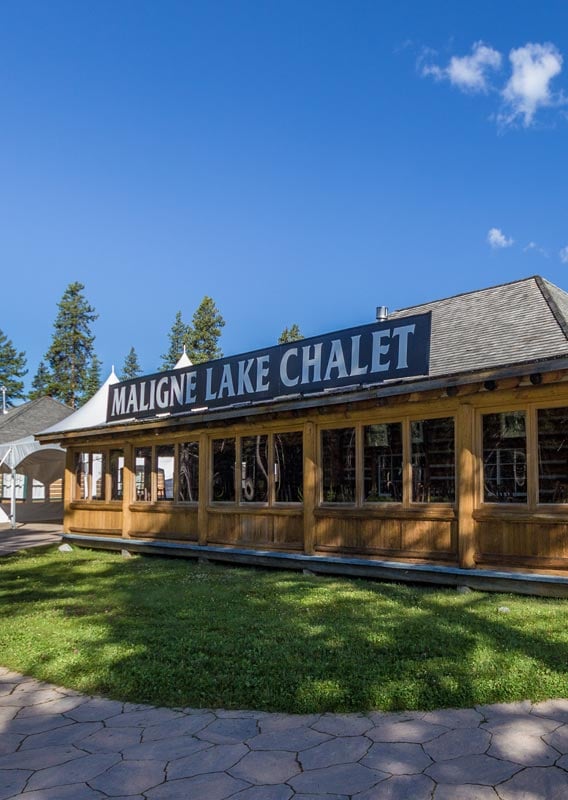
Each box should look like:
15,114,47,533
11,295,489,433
1,668,568,799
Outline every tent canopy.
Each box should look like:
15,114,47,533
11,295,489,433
0,436,65,485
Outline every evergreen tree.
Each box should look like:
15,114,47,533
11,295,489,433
28,361,52,400
83,355,102,402
121,346,142,381
0,328,27,407
278,324,304,344
44,282,98,408
188,296,225,364
161,311,192,370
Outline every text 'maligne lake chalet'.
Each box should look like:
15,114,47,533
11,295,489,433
37,276,568,595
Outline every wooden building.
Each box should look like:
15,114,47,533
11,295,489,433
37,276,568,595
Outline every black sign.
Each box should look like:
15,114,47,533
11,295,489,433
106,313,431,422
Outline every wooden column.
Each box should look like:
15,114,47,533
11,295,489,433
121,443,134,539
457,402,476,568
63,448,75,534
198,432,209,545
303,420,317,555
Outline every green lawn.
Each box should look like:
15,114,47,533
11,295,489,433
0,546,567,713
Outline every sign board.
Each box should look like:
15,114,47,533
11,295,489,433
106,312,431,422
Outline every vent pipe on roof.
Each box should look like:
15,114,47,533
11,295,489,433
376,306,389,322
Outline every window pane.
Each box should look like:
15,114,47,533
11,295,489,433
241,435,269,503
157,445,174,500
135,447,152,501
212,438,235,502
110,450,124,500
538,407,568,503
322,427,356,503
483,412,527,503
90,453,105,500
364,423,402,502
75,453,89,499
32,479,45,501
275,431,303,503
178,442,199,502
411,418,455,503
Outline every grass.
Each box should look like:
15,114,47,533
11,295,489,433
0,546,567,713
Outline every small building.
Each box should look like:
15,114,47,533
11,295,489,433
36,276,568,594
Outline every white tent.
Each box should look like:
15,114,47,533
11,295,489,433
0,436,65,527
39,368,119,437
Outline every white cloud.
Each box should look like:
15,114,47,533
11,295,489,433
560,246,568,264
524,241,549,257
487,228,514,249
500,43,564,126
422,41,502,93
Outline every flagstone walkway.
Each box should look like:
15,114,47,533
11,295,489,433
1,668,567,799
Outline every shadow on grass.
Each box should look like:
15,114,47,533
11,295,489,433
0,547,567,713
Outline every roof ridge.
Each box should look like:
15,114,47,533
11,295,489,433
391,274,541,315
535,276,568,341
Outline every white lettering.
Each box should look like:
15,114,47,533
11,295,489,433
139,382,149,412
370,330,391,373
218,363,236,398
280,348,299,387
392,324,416,369
126,385,139,414
237,358,255,394
324,339,348,381
169,373,185,406
205,367,217,401
148,379,156,410
301,343,322,384
156,376,169,408
350,335,368,377
256,355,270,392
185,371,197,403
111,386,126,417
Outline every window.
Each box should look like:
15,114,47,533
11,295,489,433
411,417,455,503
241,435,269,503
364,423,402,503
156,445,174,501
74,452,105,501
538,407,568,503
212,438,236,502
178,441,199,502
135,447,152,501
1,473,26,500
322,427,356,503
110,450,124,501
274,431,303,503
483,411,527,503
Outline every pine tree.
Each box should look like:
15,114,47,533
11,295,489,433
188,296,225,364
0,328,27,407
83,355,102,402
44,282,98,408
161,311,192,370
278,324,304,344
121,347,142,381
28,361,52,400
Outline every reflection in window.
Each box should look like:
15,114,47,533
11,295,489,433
91,453,105,500
241,435,269,503
483,412,527,503
110,450,124,500
538,407,568,503
32,479,46,501
364,423,402,502
135,447,152,501
411,418,455,503
75,453,89,499
212,438,235,502
322,428,356,503
156,445,174,500
178,442,199,502
274,431,303,503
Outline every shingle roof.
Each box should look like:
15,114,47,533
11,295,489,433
389,275,568,379
0,397,73,444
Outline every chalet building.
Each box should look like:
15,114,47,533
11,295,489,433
37,276,568,595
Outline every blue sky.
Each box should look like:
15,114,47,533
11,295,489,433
2,0,568,387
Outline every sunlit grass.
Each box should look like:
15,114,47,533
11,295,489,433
0,547,567,712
